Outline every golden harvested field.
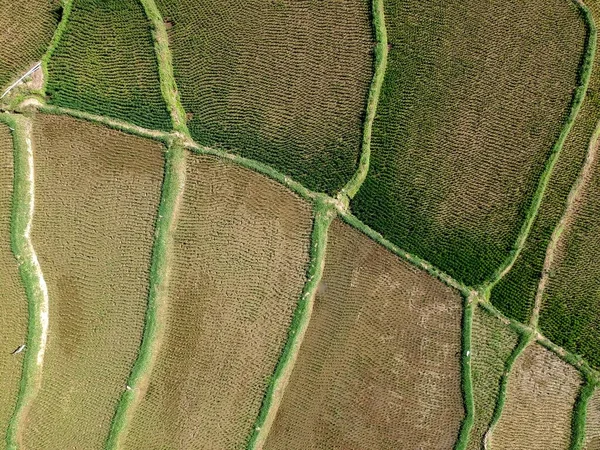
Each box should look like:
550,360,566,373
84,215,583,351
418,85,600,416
490,343,582,450
467,306,519,450
124,154,312,449
0,0,59,90
264,218,464,450
0,124,28,435
586,389,600,450
21,114,164,449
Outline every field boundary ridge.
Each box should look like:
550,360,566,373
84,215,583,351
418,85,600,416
105,144,186,449
480,0,597,295
246,198,336,450
40,0,74,97
139,0,190,136
455,295,475,450
339,0,388,201
0,114,49,450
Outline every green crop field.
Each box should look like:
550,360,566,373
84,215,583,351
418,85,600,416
45,0,172,131
351,0,586,286
154,0,374,194
3,0,600,448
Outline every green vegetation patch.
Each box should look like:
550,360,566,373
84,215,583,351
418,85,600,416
467,306,519,450
46,0,172,131
0,0,60,91
155,0,374,194
351,0,586,286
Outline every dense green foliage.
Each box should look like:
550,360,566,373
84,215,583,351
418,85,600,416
46,0,171,131
155,0,374,194
0,0,60,90
351,0,586,286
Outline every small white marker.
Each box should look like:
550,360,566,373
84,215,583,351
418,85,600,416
466,350,470,357
126,385,132,391
11,344,26,355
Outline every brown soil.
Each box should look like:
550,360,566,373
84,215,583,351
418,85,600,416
21,114,165,450
490,343,582,450
123,154,312,450
264,218,464,450
585,389,600,450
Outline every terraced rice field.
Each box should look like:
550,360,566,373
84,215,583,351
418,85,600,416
0,122,28,437
124,154,312,450
351,0,587,286
46,0,172,130
21,114,164,450
489,343,582,450
155,0,374,194
586,390,600,450
0,0,59,90
263,219,464,450
467,306,519,450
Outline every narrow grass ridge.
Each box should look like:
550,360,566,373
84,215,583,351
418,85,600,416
105,144,186,450
246,198,336,450
339,0,388,200
455,295,475,450
139,0,190,136
570,375,598,450
0,114,49,450
481,0,597,294
40,0,74,97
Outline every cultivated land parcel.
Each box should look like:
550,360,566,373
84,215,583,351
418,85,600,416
2,0,600,449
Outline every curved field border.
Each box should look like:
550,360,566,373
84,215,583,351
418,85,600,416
105,144,185,450
339,0,388,200
481,0,597,295
0,114,49,450
40,0,73,97
246,198,335,449
139,0,189,136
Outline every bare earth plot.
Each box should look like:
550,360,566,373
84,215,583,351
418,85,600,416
351,0,587,286
124,154,312,450
264,218,464,450
0,123,28,436
586,389,600,450
490,342,582,450
0,0,59,91
21,114,164,450
155,0,374,194
467,306,519,450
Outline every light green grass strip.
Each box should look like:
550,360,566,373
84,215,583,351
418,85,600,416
339,211,471,296
139,0,190,136
482,1,597,294
246,198,336,450
570,375,598,450
482,327,533,449
40,0,74,97
1,114,48,450
105,144,186,450
455,296,475,450
339,0,388,200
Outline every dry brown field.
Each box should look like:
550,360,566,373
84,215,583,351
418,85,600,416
124,154,312,449
467,306,519,450
21,114,164,449
0,124,28,436
585,389,600,450
264,218,464,450
490,342,581,450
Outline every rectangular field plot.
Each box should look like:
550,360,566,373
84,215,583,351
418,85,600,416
586,389,600,450
468,306,519,450
22,114,164,449
351,0,586,286
156,0,374,194
490,343,582,450
0,123,28,436
124,154,312,449
264,219,464,450
46,0,172,130
0,0,59,91
539,144,600,368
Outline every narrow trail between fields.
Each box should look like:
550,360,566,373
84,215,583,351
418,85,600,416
105,145,186,450
3,115,49,449
530,119,600,329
